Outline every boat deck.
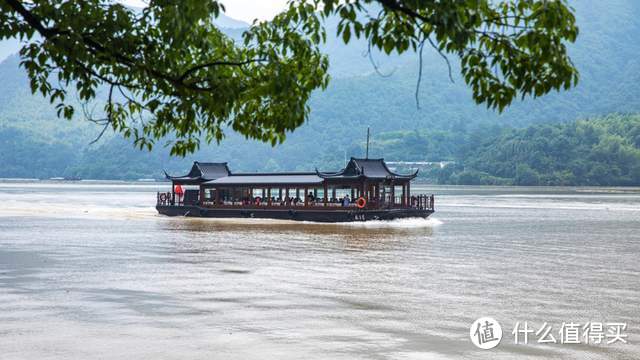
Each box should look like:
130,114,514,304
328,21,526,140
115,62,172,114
156,204,434,222
156,193,434,222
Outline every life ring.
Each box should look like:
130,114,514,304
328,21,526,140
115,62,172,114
159,193,167,203
356,197,366,209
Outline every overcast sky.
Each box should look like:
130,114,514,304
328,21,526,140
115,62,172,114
124,0,289,23
221,0,289,23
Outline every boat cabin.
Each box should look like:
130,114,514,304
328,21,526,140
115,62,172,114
158,158,433,211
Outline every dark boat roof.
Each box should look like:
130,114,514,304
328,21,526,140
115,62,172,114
165,162,230,184
317,158,418,180
168,158,416,185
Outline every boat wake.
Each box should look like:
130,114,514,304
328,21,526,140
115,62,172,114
329,217,443,228
167,216,443,230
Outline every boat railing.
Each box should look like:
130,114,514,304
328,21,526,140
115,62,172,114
413,194,434,210
157,191,434,211
157,191,173,206
201,199,363,208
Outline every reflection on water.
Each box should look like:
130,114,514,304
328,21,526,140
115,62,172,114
0,182,639,359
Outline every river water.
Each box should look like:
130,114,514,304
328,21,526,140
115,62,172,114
0,182,639,359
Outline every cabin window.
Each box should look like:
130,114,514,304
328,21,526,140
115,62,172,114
204,188,215,200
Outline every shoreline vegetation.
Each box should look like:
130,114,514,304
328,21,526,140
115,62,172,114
404,113,640,187
3,178,640,193
1,113,639,186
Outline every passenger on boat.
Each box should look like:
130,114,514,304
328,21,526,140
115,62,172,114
342,195,350,207
307,192,315,202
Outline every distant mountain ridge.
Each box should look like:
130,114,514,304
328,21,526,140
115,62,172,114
0,38,20,62
212,12,250,29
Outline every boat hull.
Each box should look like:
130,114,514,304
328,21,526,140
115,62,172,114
156,205,433,223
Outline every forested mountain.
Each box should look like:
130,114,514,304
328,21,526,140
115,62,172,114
1,0,640,182
455,114,640,186
374,114,640,186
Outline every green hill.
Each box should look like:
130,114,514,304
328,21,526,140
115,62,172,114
462,114,640,186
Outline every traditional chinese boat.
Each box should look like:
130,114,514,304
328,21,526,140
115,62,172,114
156,158,434,222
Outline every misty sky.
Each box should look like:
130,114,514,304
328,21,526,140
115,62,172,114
221,0,288,22
124,0,289,22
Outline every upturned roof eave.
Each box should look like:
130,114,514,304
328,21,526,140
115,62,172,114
379,160,419,179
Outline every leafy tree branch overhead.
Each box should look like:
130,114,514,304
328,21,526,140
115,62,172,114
0,0,579,156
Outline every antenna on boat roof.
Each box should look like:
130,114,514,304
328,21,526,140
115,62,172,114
365,127,370,159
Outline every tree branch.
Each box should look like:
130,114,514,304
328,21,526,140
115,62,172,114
415,39,424,110
90,83,114,145
3,0,60,37
177,58,267,82
427,37,454,83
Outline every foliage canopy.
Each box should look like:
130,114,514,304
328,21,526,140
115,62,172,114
436,114,640,186
0,0,579,155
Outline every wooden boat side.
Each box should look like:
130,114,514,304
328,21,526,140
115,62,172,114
156,205,433,223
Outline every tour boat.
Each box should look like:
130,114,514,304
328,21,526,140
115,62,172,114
156,158,434,222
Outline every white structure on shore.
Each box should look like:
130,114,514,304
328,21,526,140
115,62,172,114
386,161,455,171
